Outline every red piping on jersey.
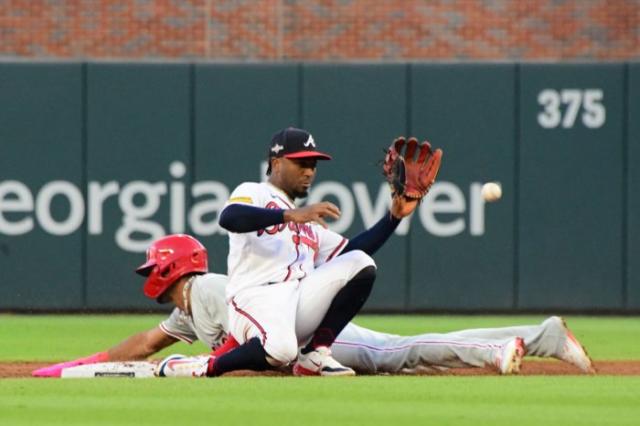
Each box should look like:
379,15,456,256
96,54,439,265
270,191,299,282
332,340,501,352
231,298,268,345
327,238,348,262
283,232,301,281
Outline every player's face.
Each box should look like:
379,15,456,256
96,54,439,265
278,157,318,199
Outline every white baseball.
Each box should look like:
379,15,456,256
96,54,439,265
481,182,502,202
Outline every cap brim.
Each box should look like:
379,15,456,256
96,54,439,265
284,151,332,160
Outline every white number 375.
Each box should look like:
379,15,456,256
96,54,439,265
537,89,605,129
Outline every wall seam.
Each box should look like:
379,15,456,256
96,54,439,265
404,63,412,310
81,62,88,309
189,63,196,223
622,64,629,309
513,63,521,309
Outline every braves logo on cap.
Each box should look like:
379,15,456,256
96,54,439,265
303,136,316,148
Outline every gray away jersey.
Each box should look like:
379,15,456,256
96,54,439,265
159,273,229,350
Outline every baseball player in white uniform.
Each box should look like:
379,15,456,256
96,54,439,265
200,127,406,377
32,234,594,378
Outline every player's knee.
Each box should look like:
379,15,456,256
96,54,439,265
353,264,376,283
344,250,377,273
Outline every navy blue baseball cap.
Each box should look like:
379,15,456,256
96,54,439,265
268,127,332,160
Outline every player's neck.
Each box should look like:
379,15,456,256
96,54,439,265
266,179,296,202
181,276,194,316
169,276,195,315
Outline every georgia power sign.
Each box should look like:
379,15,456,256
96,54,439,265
0,161,494,252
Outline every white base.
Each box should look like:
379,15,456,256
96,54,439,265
61,361,157,378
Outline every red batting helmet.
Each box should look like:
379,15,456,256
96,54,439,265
135,234,208,300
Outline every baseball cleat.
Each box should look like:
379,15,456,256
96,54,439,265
155,354,213,378
496,337,526,375
554,317,596,373
293,346,356,377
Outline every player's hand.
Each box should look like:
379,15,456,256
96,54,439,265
284,202,341,228
390,194,419,219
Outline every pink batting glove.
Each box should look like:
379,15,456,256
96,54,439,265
31,351,109,377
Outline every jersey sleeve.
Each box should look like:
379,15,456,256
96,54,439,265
314,225,349,267
224,182,266,208
159,308,198,344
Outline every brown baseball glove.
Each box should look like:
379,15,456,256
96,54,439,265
382,136,443,200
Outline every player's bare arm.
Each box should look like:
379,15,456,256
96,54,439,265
283,202,341,228
31,326,177,377
107,327,178,361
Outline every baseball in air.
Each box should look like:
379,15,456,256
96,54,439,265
481,182,502,202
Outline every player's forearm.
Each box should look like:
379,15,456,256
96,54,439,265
107,329,174,361
219,204,285,233
32,327,178,377
31,329,169,377
342,212,400,256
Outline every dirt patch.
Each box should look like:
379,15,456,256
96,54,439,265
3,360,640,378
0,362,51,378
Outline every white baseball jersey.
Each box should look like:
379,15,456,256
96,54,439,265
158,273,567,373
223,182,347,299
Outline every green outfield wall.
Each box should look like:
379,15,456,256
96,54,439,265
0,62,637,312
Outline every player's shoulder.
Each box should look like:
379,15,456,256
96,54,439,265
192,273,228,303
195,272,229,288
228,182,269,205
232,181,263,191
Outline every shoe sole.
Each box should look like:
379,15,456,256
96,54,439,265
501,337,525,375
319,368,356,377
559,317,596,374
293,364,356,377
292,364,318,376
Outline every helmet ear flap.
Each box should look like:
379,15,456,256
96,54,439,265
159,262,175,278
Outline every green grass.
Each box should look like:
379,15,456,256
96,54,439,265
1,315,639,426
1,314,638,361
1,376,639,426
0,314,206,361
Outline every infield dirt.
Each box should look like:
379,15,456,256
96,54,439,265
3,361,640,378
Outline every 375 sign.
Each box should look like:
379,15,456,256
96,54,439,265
537,89,606,129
